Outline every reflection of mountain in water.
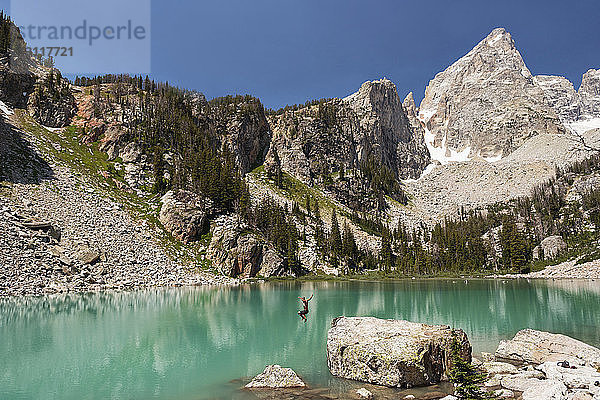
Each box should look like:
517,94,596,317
1,280,600,400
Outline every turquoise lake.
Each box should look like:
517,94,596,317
2,279,600,399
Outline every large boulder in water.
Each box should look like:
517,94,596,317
495,329,600,368
245,365,306,388
326,317,471,388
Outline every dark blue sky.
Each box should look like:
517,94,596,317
4,0,600,109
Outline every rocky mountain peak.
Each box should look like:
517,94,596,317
344,78,400,116
579,69,600,117
418,27,563,162
343,79,430,179
581,69,600,96
481,27,515,50
402,92,417,119
535,69,600,133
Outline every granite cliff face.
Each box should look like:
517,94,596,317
209,96,271,174
579,69,600,118
535,69,600,135
267,79,430,184
266,97,358,184
534,75,580,122
419,28,565,162
344,79,430,179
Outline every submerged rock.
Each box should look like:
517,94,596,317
245,365,306,388
355,387,373,399
326,317,471,388
495,329,600,368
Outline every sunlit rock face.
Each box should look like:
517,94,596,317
579,69,600,118
343,78,430,180
535,69,600,135
326,316,471,388
419,28,565,162
534,75,581,122
266,78,430,185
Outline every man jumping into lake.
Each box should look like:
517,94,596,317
297,294,313,322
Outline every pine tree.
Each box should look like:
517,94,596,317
380,229,393,272
329,210,342,266
449,337,497,400
305,195,311,217
342,222,358,269
313,199,321,220
269,147,283,188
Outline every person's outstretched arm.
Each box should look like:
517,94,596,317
307,294,313,301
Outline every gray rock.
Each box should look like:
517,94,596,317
537,361,600,390
495,329,600,368
536,75,581,122
207,217,285,278
244,365,306,388
482,361,518,377
568,392,594,400
521,379,567,400
344,79,431,180
535,69,600,135
212,97,271,174
471,357,483,368
579,69,600,118
533,235,568,260
356,387,373,399
159,190,212,243
257,248,285,278
28,69,77,128
326,317,471,388
499,374,544,392
484,374,504,388
266,78,429,210
21,220,52,230
496,389,515,399
76,247,100,265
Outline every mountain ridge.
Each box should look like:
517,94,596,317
2,18,600,294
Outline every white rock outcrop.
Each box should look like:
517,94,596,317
244,365,306,388
495,329,600,369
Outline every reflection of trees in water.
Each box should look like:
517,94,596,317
1,280,600,399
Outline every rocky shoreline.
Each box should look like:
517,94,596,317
491,259,600,280
245,319,600,400
0,160,237,297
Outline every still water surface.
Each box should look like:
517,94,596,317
1,279,600,399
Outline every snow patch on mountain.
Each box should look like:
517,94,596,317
0,100,14,116
418,109,472,165
566,117,600,135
